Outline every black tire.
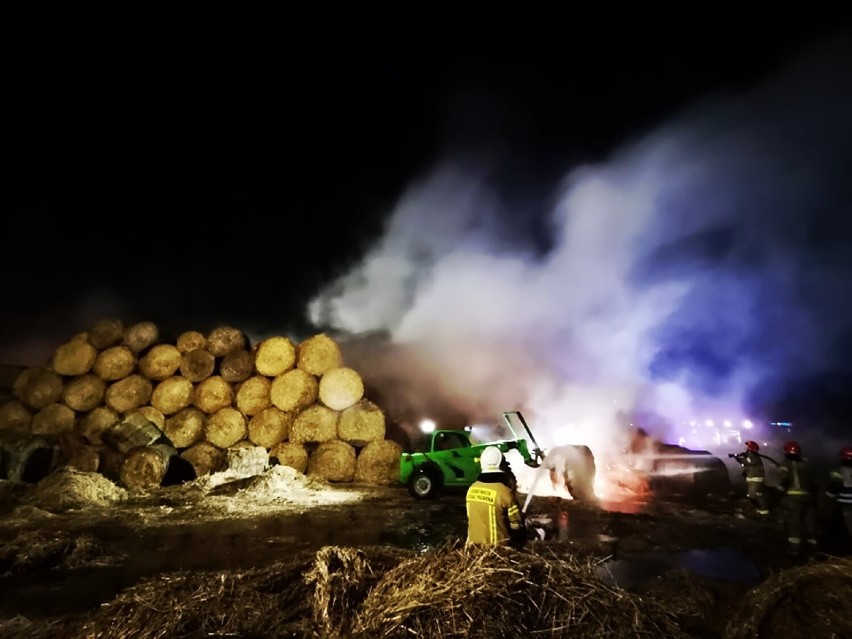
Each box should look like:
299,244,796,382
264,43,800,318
408,468,442,499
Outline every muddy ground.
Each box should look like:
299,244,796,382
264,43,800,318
0,468,850,638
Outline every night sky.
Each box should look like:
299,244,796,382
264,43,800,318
3,7,852,443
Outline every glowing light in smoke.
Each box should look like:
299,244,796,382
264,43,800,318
419,419,436,434
742,420,753,429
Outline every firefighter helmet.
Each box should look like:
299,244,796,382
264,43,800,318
479,446,504,473
783,441,801,455
745,440,759,452
841,446,852,461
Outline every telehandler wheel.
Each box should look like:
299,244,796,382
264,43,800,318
408,468,442,499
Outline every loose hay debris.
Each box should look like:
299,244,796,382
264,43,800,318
22,468,127,512
0,530,106,575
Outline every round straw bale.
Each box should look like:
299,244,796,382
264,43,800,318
204,407,246,448
92,345,137,381
207,325,247,357
15,368,64,410
247,406,293,449
290,404,339,444
338,399,386,446
269,441,308,473
123,321,159,353
138,344,182,381
76,406,119,445
297,333,343,376
270,368,318,412
105,375,153,413
31,403,76,435
57,434,100,473
219,349,255,383
70,331,89,342
126,405,165,430
354,439,403,485
88,318,125,350
61,374,106,412
235,375,272,416
176,330,207,354
318,367,364,411
97,445,126,482
52,339,97,376
180,441,226,477
254,336,297,376
120,442,178,490
180,348,216,382
164,406,206,449
193,376,234,414
307,439,356,482
0,400,33,431
151,376,194,415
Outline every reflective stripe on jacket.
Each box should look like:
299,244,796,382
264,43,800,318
826,465,852,505
778,458,812,500
736,451,765,480
466,479,523,545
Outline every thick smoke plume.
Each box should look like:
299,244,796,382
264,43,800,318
310,35,852,460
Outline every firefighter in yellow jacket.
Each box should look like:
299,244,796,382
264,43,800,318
825,446,852,538
778,440,818,556
466,446,525,547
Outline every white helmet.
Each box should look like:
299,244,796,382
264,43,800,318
479,446,503,473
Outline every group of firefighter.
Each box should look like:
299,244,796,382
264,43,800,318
465,441,852,558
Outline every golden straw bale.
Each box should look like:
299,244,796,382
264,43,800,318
52,339,98,376
269,441,309,473
105,375,153,413
355,439,403,485
61,374,106,412
207,325,247,357
318,367,364,411
88,318,125,350
31,403,76,435
338,399,386,446
164,406,206,449
176,330,207,354
14,367,64,410
92,345,137,381
204,407,246,448
123,321,159,353
290,404,339,445
247,406,293,449
0,400,32,431
126,406,165,431
220,349,255,383
120,443,177,490
151,376,194,415
235,376,272,416
297,333,343,376
180,348,216,382
193,376,234,414
138,344,182,381
180,441,226,477
307,440,356,482
57,433,100,473
76,406,120,445
270,369,318,413
254,336,297,376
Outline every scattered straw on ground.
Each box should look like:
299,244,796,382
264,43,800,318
0,530,107,575
21,469,128,512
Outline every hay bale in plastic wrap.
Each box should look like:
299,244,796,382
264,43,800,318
164,406,206,449
254,336,297,376
31,403,76,435
105,374,153,413
220,349,255,383
123,321,159,353
308,440,356,482
290,404,339,445
61,374,106,412
235,375,272,416
103,413,165,454
180,348,216,382
269,441,308,473
270,368,318,412
180,441,226,477
355,439,403,485
76,406,119,445
151,376,194,415
176,330,207,353
338,399,386,446
0,400,33,431
126,405,165,430
247,406,293,449
92,345,137,381
52,338,97,376
88,318,125,350
15,367,64,410
193,376,234,414
120,442,179,490
205,407,246,448
207,325,247,357
318,367,364,411
138,344,182,381
297,333,342,376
